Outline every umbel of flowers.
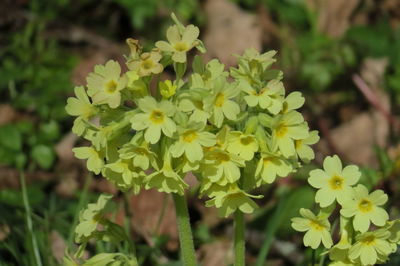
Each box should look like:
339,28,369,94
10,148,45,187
291,155,400,265
66,15,316,216
65,14,398,266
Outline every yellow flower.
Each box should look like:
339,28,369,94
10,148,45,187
255,152,292,184
241,79,285,114
127,50,163,77
130,96,176,144
272,111,309,157
145,153,188,195
291,208,333,249
341,184,389,232
202,148,245,185
170,123,216,163
65,86,97,119
205,77,240,127
159,80,177,99
205,184,261,217
227,132,259,161
308,155,361,207
295,130,319,162
349,230,392,265
156,24,200,63
86,60,127,108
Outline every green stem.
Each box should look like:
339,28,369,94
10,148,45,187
20,172,43,266
312,249,316,266
172,193,197,266
234,211,245,266
68,174,92,248
123,193,138,265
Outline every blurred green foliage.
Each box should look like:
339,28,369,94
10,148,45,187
115,0,203,30
0,184,78,265
0,0,76,170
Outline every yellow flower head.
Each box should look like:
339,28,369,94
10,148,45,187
159,80,177,99
86,60,127,108
291,208,333,249
170,123,216,163
227,131,259,161
130,96,176,144
348,230,392,265
308,155,361,207
205,77,240,128
156,24,201,63
145,153,188,195
340,184,389,232
127,50,163,77
255,152,292,184
66,86,97,119
202,148,245,185
241,79,285,114
205,184,261,217
272,111,309,157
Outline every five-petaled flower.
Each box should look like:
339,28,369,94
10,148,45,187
348,230,392,265
131,96,176,144
291,208,333,249
86,60,127,108
156,24,200,63
341,184,389,232
308,155,361,207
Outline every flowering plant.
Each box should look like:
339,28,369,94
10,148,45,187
292,155,400,265
65,14,399,266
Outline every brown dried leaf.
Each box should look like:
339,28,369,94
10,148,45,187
129,189,178,250
55,174,79,197
49,230,67,264
198,238,233,266
317,57,390,166
0,104,17,126
317,111,388,166
55,132,77,163
203,0,262,67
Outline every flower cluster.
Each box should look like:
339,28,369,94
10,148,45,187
292,155,400,265
66,15,319,219
72,194,130,262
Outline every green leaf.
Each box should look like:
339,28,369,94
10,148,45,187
15,121,34,135
39,120,60,142
192,55,204,74
173,62,187,80
277,186,315,234
31,144,55,169
0,124,22,151
15,153,27,170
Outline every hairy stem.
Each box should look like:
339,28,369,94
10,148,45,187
172,193,197,266
234,210,245,266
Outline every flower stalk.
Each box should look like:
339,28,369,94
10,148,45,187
234,210,245,266
172,193,197,266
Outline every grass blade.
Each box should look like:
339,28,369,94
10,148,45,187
20,172,43,266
